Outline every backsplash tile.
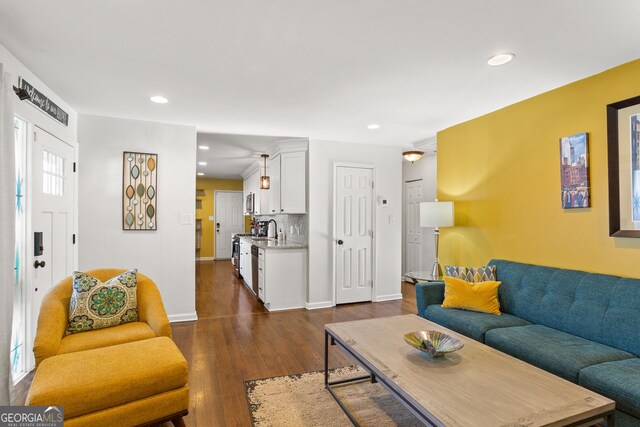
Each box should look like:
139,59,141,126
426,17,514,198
254,214,307,244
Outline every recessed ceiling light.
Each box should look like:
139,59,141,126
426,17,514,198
198,161,207,166
197,172,205,176
150,95,169,104
487,53,515,66
198,145,210,150
367,124,380,130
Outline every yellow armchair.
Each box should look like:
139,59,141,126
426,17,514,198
33,269,172,369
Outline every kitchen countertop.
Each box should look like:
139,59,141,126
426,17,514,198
239,235,307,249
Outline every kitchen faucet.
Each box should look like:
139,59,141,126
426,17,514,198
268,219,278,239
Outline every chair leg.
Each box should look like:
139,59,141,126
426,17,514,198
171,417,186,427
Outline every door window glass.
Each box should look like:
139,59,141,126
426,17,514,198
43,150,65,196
11,117,27,383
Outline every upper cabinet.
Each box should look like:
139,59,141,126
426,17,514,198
242,139,308,215
280,151,306,213
268,154,281,214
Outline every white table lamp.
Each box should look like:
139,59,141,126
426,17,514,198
420,200,454,278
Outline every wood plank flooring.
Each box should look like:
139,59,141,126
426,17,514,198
14,260,417,426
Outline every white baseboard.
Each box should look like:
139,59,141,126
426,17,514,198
375,293,403,302
305,301,334,310
168,313,198,323
196,257,214,262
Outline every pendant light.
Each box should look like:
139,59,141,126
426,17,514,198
403,151,424,163
260,154,270,190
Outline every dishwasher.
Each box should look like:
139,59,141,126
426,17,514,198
251,245,259,296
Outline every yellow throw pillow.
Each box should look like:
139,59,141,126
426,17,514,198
441,276,502,315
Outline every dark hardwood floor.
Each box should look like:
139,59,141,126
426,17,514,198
14,260,418,426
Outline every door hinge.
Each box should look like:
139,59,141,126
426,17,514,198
372,181,374,189
73,162,76,172
370,280,374,288
33,131,37,141
72,234,76,244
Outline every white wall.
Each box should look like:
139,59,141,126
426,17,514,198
308,139,403,307
0,44,77,145
78,114,197,321
402,153,437,273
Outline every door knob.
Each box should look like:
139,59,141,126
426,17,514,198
34,260,46,269
337,240,343,245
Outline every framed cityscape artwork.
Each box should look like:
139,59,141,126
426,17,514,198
123,151,157,230
607,95,640,238
560,132,590,209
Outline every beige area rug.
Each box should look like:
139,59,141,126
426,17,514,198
244,366,423,426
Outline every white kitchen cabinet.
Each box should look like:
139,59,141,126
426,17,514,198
280,151,306,213
268,154,281,214
239,238,253,289
260,247,306,311
257,248,265,301
251,170,261,215
243,176,251,215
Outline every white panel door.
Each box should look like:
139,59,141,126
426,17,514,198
335,166,373,304
405,180,426,273
215,191,244,259
30,127,74,363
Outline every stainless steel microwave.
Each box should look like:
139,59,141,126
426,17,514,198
246,193,254,214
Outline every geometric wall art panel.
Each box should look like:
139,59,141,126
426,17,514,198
123,151,157,230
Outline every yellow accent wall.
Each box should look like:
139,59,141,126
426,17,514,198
196,178,249,259
437,59,640,278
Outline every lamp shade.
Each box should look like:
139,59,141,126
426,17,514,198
420,201,454,227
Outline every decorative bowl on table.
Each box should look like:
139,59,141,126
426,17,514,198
403,330,464,358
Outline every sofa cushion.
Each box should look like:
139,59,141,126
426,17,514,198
442,277,502,315
444,265,496,282
57,321,157,355
485,325,635,382
579,359,640,419
66,270,139,335
27,337,188,419
488,259,640,357
424,305,531,342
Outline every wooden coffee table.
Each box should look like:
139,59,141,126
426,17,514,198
324,315,615,427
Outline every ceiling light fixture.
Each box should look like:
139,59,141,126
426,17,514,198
197,172,204,176
367,123,380,130
487,53,515,66
260,154,270,190
198,145,210,150
150,95,169,104
403,151,424,163
198,161,207,166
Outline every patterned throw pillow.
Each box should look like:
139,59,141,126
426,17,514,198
66,270,138,335
444,265,496,283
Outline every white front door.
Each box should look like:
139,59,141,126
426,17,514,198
335,166,373,304
215,191,244,259
29,127,75,365
405,180,426,273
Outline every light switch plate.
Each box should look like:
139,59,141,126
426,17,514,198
181,214,194,225
209,216,214,221
388,215,395,224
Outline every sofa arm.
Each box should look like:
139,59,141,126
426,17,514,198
33,284,70,369
136,274,172,339
415,281,445,317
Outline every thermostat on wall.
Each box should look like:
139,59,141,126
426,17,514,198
381,199,389,206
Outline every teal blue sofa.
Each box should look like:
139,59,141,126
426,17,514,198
416,259,640,426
